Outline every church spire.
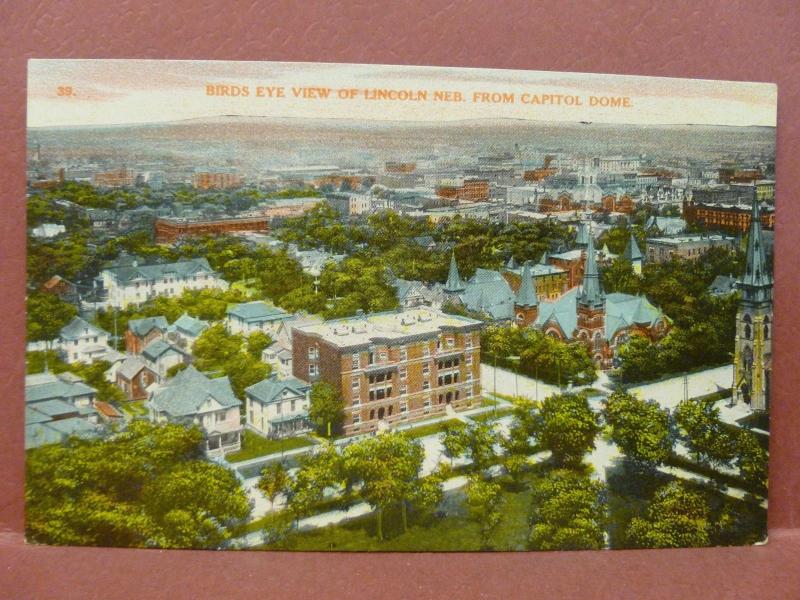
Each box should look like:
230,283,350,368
516,260,538,308
578,231,604,308
444,250,465,293
739,190,772,302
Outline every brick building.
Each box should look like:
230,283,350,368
93,168,135,188
154,216,269,243
435,178,490,202
683,200,775,234
646,234,736,264
292,307,483,436
192,171,243,190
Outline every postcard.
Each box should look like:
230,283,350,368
24,60,775,551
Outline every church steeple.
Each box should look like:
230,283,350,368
623,232,644,274
578,232,604,308
444,250,465,293
739,192,772,304
516,261,538,308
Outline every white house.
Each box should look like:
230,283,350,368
97,257,228,309
225,301,292,336
147,365,242,457
58,317,115,364
245,375,311,439
261,313,323,377
141,339,189,381
31,223,66,239
168,312,209,350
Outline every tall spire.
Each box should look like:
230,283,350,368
623,233,643,262
516,261,538,308
739,189,772,304
575,222,589,248
444,250,465,293
578,231,604,308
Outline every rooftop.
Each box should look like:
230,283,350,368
226,301,291,322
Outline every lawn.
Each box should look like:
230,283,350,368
226,430,314,463
259,477,535,551
469,407,515,424
119,400,148,418
400,418,461,440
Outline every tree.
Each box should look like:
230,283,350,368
308,382,344,437
440,421,497,472
603,390,672,467
736,431,768,492
440,421,469,466
25,421,250,548
342,433,425,540
287,443,344,525
674,398,737,469
626,481,710,548
534,393,600,467
26,293,78,343
465,474,503,550
528,469,606,551
193,323,269,398
258,462,292,510
500,400,538,486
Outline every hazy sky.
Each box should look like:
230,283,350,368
28,60,777,128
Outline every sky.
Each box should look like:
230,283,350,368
27,60,777,129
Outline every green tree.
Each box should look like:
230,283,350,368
287,443,344,525
247,331,273,359
626,481,710,548
674,398,737,469
342,433,425,539
528,469,606,551
736,431,768,492
308,382,344,437
603,390,672,467
25,421,250,548
258,461,292,510
535,392,600,467
465,474,503,550
440,421,469,466
26,292,78,342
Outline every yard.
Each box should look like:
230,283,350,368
118,400,148,418
226,430,315,463
400,418,462,440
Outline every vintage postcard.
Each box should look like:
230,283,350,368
25,60,775,551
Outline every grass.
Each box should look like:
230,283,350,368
469,407,515,424
118,400,148,417
225,430,314,463
398,418,462,440
258,476,536,551
737,411,770,432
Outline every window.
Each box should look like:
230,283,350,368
308,346,318,359
379,351,387,361
446,337,454,348
400,385,407,396
399,346,407,361
423,363,430,375
466,372,472,382
423,380,430,391
308,364,318,377
367,351,375,365
465,387,473,399
290,400,296,412
352,413,361,428
400,402,408,414
465,336,472,349
466,355,473,366
352,354,360,369
352,377,360,389
422,345,430,357
399,367,407,380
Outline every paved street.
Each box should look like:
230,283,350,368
628,365,733,410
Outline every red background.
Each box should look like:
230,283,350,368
1,1,799,598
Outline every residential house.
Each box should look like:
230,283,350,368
141,339,190,381
261,313,323,378
115,355,157,401
245,375,311,438
97,257,228,309
125,315,169,354
25,372,102,449
147,365,242,457
225,301,292,336
31,223,66,239
58,317,115,364
168,312,209,350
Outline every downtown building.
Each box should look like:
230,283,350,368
291,307,483,436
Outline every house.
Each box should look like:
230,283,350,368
97,257,228,308
262,342,293,378
126,315,169,354
40,275,79,303
245,375,311,438
708,274,738,297
141,339,190,381
225,301,292,336
58,317,114,364
168,312,209,349
147,365,243,457
115,355,157,400
24,372,102,450
31,223,66,239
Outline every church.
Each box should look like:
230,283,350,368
733,194,773,411
443,226,668,370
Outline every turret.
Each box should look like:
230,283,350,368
514,261,539,326
443,250,465,294
623,232,644,274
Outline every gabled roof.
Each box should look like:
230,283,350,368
460,269,515,320
226,301,291,323
246,375,309,405
708,274,737,296
25,372,96,403
535,288,579,337
515,261,538,308
60,317,108,341
117,356,149,380
149,365,240,417
605,293,662,338
623,233,643,262
25,418,101,450
141,339,184,362
103,258,216,285
128,315,169,337
172,312,209,337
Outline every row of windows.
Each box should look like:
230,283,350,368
349,337,477,369
351,387,476,427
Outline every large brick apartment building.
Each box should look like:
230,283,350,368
292,307,483,435
154,216,269,243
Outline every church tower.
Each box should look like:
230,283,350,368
514,261,539,327
623,232,644,274
577,233,606,365
443,250,466,298
733,192,773,411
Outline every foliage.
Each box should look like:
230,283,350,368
192,323,270,398
603,390,672,467
674,398,737,469
246,331,273,359
528,469,606,551
308,382,345,437
26,293,78,342
287,443,345,522
465,474,504,550
25,354,125,404
534,392,600,467
258,462,292,509
439,421,497,472
482,325,597,386
25,421,250,548
735,430,768,491
342,433,427,539
625,481,711,548
500,399,539,485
